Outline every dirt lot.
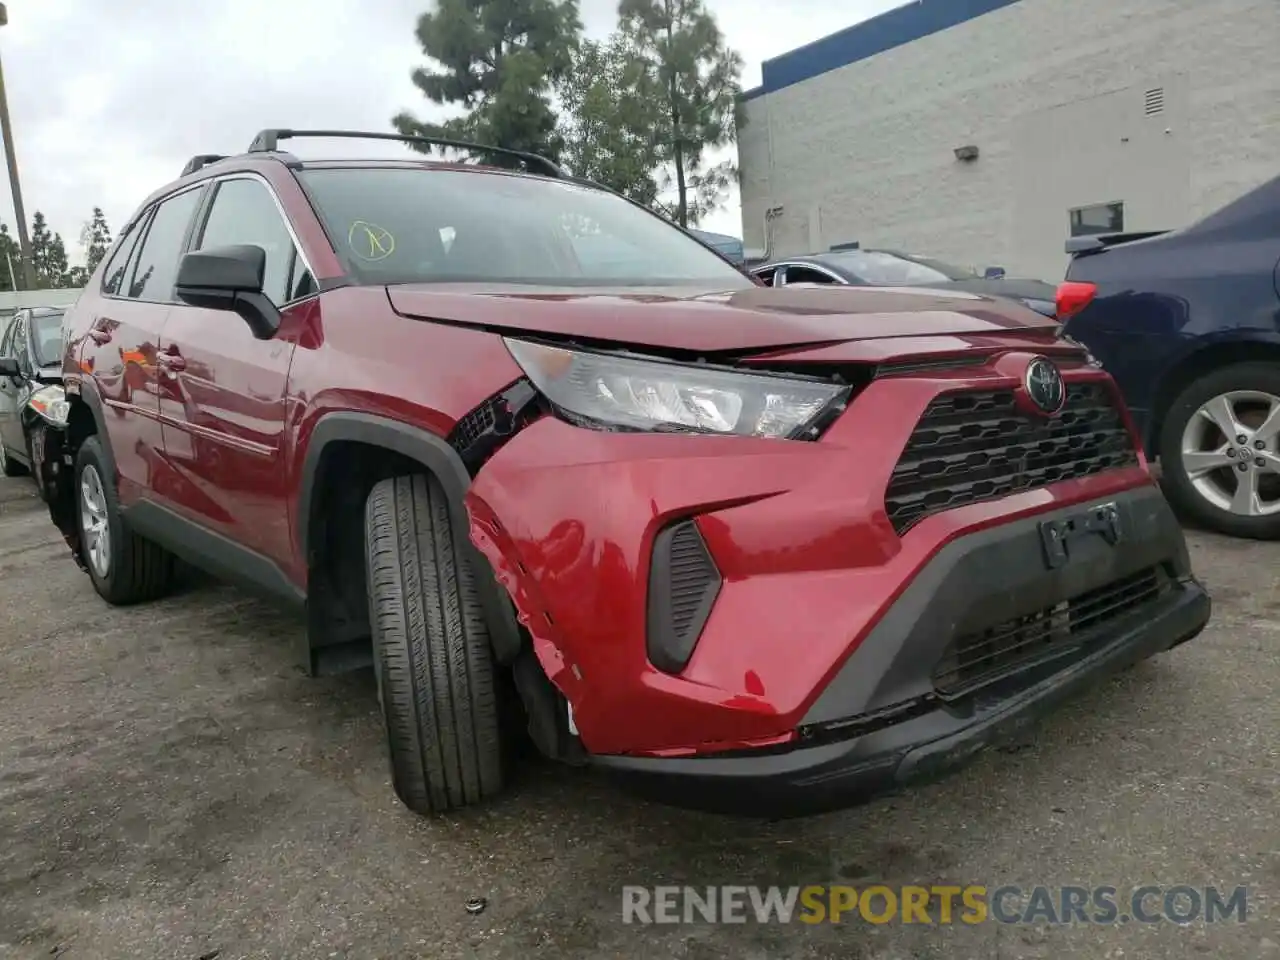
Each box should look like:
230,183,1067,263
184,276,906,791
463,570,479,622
0,474,1277,959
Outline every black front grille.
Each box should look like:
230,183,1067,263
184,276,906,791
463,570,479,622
885,382,1137,534
933,566,1171,697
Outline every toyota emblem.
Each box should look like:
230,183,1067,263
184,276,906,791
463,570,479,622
1024,357,1065,415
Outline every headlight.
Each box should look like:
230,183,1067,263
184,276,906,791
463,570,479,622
505,339,848,440
27,384,70,427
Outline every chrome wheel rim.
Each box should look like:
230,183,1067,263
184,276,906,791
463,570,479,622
80,465,111,578
1180,390,1280,517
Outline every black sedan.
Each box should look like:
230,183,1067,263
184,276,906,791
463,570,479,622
750,249,1059,317
0,306,65,478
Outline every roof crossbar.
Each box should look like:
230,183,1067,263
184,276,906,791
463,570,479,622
246,129,564,178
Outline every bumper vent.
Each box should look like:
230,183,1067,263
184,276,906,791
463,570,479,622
933,566,1172,697
885,382,1137,534
647,519,722,674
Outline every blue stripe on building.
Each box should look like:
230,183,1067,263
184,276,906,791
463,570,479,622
742,0,1024,100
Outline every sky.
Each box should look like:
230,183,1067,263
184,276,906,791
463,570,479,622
1,0,902,265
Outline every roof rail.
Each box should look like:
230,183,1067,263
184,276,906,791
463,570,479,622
181,154,229,178
246,129,564,178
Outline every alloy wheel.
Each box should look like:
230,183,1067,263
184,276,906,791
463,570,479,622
80,464,112,578
1179,390,1280,517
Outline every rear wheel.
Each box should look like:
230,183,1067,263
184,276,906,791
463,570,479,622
74,436,176,603
364,473,505,815
1158,363,1280,539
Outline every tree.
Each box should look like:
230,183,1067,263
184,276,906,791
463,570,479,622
617,0,743,226
0,223,21,291
556,33,661,204
30,212,70,289
80,207,113,275
393,0,582,164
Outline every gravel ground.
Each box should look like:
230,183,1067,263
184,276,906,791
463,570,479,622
0,473,1277,960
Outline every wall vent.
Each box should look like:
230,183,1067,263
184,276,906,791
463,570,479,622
1144,87,1165,116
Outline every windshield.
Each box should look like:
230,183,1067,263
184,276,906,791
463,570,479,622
820,251,979,285
30,311,63,367
299,167,753,289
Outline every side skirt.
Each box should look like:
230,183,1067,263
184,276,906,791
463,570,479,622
121,500,367,675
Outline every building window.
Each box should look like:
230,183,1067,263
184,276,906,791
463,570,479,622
1070,202,1124,237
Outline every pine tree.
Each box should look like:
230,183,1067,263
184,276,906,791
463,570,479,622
80,207,113,275
30,212,52,288
556,33,661,205
393,0,582,163
0,222,21,292
617,0,743,226
31,213,71,289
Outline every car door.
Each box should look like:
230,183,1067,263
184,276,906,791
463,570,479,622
0,312,22,453
156,174,316,564
81,186,206,507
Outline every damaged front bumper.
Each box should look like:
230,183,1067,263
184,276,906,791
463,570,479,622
591,486,1209,816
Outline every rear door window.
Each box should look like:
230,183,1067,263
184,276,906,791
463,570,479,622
100,217,145,296
126,187,204,302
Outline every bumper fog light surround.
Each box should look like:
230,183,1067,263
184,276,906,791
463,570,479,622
647,519,722,674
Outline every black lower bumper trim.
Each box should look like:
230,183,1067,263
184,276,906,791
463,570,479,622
591,487,1211,818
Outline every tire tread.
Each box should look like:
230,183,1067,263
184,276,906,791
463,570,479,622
365,473,503,815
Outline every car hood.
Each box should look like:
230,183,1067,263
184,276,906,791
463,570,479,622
386,283,1059,354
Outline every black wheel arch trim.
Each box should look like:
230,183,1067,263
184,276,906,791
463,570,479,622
68,382,118,482
297,411,524,663
1147,332,1280,453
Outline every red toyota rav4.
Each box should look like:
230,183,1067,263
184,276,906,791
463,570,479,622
38,129,1210,817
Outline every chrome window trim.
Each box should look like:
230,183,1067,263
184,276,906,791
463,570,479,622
771,262,849,286
197,172,319,307
102,171,318,308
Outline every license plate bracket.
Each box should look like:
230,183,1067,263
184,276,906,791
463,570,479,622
1039,501,1123,570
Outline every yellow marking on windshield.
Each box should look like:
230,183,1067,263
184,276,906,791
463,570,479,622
348,220,396,261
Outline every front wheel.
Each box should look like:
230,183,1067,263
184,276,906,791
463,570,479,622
1158,363,1280,539
364,473,506,815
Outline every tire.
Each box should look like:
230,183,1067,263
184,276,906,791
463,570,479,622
364,473,505,815
1158,362,1280,539
74,435,176,604
0,441,28,477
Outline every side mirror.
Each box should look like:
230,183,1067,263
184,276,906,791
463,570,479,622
983,266,1007,279
175,244,281,339
0,356,19,378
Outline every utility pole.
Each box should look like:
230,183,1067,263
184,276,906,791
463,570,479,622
0,4,35,291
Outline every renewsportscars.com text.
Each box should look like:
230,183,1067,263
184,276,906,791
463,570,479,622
621,885,1249,926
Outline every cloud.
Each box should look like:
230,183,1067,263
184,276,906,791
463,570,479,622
0,0,897,262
